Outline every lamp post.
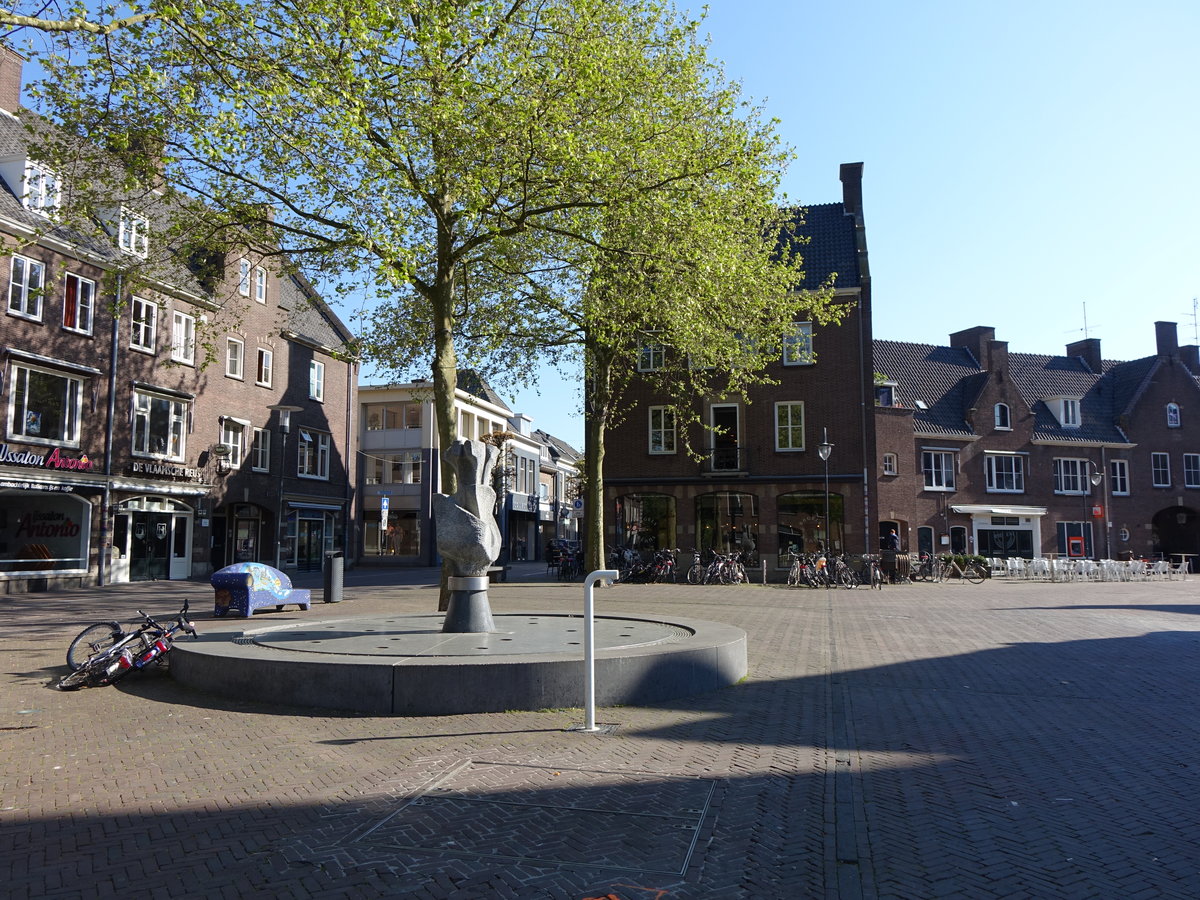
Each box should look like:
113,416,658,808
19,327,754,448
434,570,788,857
1087,460,1106,559
268,404,303,569
817,428,833,554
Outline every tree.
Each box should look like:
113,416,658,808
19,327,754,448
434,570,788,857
16,0,836,589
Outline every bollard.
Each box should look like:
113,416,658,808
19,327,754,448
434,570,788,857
582,569,620,732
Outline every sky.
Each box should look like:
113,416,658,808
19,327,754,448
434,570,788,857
19,2,1199,451
503,0,1200,449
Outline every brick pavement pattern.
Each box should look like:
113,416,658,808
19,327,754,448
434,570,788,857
3,568,1200,898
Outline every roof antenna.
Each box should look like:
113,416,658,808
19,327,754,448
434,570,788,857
1191,297,1199,344
1064,301,1095,338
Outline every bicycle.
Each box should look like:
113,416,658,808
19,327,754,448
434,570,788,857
943,557,987,584
862,554,886,589
685,549,706,585
58,601,197,691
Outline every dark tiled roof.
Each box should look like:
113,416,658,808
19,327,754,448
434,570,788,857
779,202,860,291
532,428,580,463
282,273,354,352
873,340,979,436
1007,352,1123,443
458,369,510,411
1103,356,1160,419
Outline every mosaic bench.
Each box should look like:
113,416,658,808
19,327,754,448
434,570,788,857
211,562,312,617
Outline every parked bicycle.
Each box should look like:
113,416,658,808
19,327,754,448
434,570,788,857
862,554,886,589
58,600,198,691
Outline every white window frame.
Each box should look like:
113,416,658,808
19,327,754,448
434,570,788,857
255,348,273,387
1185,453,1200,489
648,406,676,454
782,322,814,366
922,450,956,491
8,254,45,321
9,363,82,446
1152,452,1171,488
62,273,95,335
118,208,149,258
297,428,330,479
1053,457,1090,494
132,390,187,461
254,266,267,304
238,259,251,296
637,342,665,372
171,311,196,365
1167,402,1181,428
23,162,60,215
1059,398,1080,428
985,453,1025,493
250,427,270,472
309,360,325,401
220,418,247,468
226,338,244,379
774,401,805,451
1110,459,1129,496
994,402,1011,430
130,297,157,353
882,452,898,475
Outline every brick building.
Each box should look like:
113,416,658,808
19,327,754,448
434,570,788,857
874,322,1200,562
602,163,876,573
0,49,356,592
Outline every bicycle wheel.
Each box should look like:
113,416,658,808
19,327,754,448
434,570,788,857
965,564,985,584
840,567,859,588
732,562,747,584
871,565,885,589
66,622,124,671
686,564,704,585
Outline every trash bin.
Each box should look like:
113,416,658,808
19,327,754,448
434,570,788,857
323,550,344,604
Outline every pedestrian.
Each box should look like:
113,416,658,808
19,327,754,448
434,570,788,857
883,529,900,582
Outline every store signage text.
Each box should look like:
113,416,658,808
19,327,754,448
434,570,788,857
14,510,81,538
0,443,93,471
129,460,202,481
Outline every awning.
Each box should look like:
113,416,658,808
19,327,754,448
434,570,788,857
287,500,344,511
951,505,1047,517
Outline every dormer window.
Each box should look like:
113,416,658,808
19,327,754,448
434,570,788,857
1048,396,1080,428
994,402,1011,430
875,382,897,407
23,162,60,215
118,208,149,257
1167,402,1181,428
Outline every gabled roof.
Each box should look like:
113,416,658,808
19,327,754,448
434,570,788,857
873,340,979,436
532,428,581,465
1006,353,1122,444
457,369,510,412
779,202,861,291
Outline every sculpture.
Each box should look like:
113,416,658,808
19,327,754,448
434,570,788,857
433,439,501,632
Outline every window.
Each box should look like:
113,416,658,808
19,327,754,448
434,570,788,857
238,259,251,296
130,297,157,353
254,266,267,303
985,453,1025,493
132,390,186,460
1185,454,1200,488
774,402,805,451
1152,452,1171,487
118,208,149,257
255,348,273,387
994,403,1011,430
386,451,422,484
171,311,195,364
220,419,246,468
882,453,898,475
9,364,82,445
250,427,270,472
922,451,955,490
782,322,814,365
365,403,422,430
1110,459,1129,495
62,274,95,335
309,360,325,401
226,338,244,379
1167,403,1181,428
24,162,59,215
1058,398,1080,428
9,254,45,320
875,384,896,407
637,342,665,372
298,428,330,479
1053,458,1089,494
648,406,676,454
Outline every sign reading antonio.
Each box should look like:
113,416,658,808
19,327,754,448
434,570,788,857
0,443,94,471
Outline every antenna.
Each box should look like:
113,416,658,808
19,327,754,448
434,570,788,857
1191,298,1199,344
1064,301,1096,338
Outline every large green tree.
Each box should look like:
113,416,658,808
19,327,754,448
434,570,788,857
14,0,840,579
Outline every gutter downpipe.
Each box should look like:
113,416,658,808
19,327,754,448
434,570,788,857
98,274,122,586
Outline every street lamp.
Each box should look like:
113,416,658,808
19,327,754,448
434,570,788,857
1087,460,1107,559
817,428,833,555
268,404,303,569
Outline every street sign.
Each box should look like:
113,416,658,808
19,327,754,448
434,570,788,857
381,495,390,516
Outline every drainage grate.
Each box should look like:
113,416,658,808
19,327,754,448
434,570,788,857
343,759,715,876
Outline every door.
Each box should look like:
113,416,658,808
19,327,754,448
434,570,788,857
129,512,171,581
234,517,258,563
711,404,740,471
296,519,324,571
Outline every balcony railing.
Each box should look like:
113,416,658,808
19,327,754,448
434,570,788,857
703,446,746,475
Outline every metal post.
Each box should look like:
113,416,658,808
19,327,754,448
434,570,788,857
582,568,619,732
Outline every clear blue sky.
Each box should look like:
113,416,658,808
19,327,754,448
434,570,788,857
507,0,1200,449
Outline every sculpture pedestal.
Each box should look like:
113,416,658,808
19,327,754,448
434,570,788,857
442,575,496,633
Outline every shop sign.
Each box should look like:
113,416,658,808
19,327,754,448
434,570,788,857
129,460,203,481
0,479,75,492
0,443,94,471
14,510,82,538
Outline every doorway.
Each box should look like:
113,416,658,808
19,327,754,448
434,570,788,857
130,513,171,581
710,404,740,471
297,519,325,571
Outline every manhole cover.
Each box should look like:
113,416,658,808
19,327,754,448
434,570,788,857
343,759,715,875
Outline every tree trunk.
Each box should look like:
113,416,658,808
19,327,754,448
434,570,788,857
584,338,614,574
432,239,458,611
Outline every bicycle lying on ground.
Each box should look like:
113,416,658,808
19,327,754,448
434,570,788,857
57,600,198,691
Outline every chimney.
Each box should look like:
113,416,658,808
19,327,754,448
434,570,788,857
1155,321,1179,359
949,326,996,368
986,339,1009,373
1066,337,1102,374
839,162,864,220
0,46,24,116
1181,345,1200,375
